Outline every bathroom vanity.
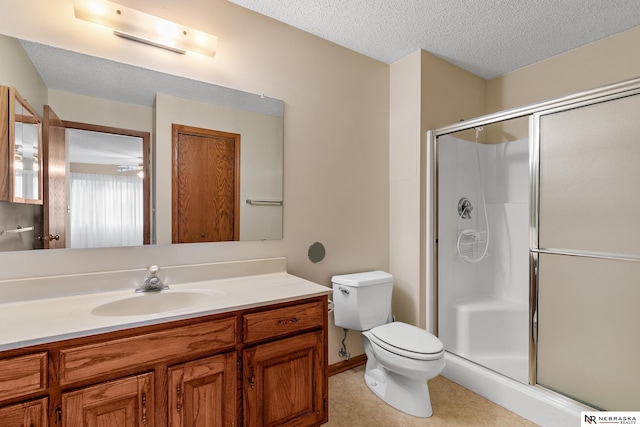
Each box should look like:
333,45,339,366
0,260,330,427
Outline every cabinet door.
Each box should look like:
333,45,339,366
168,352,237,427
0,397,48,427
243,331,326,427
62,373,153,427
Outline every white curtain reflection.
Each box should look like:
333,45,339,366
70,172,143,248
14,170,38,199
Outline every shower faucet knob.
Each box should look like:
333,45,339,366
458,197,473,218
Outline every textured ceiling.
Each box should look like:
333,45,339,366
228,0,640,79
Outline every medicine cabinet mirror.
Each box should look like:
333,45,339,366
1,85,42,205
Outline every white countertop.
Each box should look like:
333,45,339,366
0,272,331,352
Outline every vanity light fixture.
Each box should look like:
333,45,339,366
73,0,217,57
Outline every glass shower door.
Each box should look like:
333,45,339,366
535,92,640,410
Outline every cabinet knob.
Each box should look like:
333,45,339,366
46,234,60,241
201,233,205,237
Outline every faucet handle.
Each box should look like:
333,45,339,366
148,265,159,276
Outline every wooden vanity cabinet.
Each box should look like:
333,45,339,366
0,295,328,427
242,301,327,427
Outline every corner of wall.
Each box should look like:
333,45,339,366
486,26,640,113
389,49,487,328
420,50,486,329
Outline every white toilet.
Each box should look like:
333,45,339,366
332,271,445,418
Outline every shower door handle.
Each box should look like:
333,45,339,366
532,308,538,346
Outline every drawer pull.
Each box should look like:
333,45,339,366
278,317,299,326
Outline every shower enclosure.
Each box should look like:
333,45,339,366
429,77,640,417
436,118,530,384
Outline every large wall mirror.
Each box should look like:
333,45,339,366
0,34,284,252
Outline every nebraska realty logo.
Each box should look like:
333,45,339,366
582,412,639,426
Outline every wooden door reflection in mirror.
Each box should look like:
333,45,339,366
172,124,240,243
43,105,66,249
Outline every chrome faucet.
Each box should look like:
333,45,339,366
458,197,473,219
136,265,169,293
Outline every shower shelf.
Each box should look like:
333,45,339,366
457,230,488,259
458,230,487,245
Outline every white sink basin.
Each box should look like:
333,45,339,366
91,291,220,317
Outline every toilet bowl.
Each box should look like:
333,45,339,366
362,322,444,417
331,271,445,418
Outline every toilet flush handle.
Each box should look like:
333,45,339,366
339,287,350,295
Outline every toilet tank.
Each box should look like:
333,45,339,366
332,271,393,331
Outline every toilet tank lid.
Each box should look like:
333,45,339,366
331,271,393,287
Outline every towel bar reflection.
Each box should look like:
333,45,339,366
246,199,283,206
0,225,34,236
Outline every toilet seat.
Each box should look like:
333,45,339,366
368,322,444,361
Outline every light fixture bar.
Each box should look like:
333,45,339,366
112,30,187,55
74,0,217,57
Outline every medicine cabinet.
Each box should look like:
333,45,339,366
0,85,42,204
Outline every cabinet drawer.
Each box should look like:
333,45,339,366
243,301,323,343
60,317,236,386
0,352,47,401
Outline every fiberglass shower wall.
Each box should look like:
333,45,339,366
437,121,529,384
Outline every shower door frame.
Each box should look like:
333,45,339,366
427,76,640,387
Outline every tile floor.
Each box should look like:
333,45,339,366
323,366,539,426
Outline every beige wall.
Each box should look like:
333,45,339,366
389,50,485,331
47,90,153,132
0,0,389,365
422,52,487,130
0,35,47,114
420,51,486,330
487,26,640,113
389,51,422,328
154,92,283,243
